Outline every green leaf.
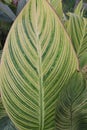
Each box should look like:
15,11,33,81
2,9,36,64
0,50,17,130
74,0,83,16
67,14,87,68
0,0,78,129
56,71,87,130
48,0,63,18
0,1,16,21
48,0,59,9
0,49,7,119
0,116,18,130
79,22,87,68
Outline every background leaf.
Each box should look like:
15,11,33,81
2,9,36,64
67,13,87,68
0,0,78,129
56,71,87,130
0,11,13,22
0,116,18,130
74,0,83,16
3,0,12,5
48,0,63,19
0,1,16,21
16,0,28,15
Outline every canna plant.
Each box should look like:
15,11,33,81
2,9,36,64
0,0,87,130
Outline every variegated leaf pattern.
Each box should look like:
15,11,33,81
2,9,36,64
0,51,17,130
48,0,63,18
0,49,6,119
56,71,87,130
74,0,83,16
67,14,87,68
0,0,78,130
48,0,59,9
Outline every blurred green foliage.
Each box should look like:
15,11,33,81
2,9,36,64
62,0,76,13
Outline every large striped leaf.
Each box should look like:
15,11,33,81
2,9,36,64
0,49,7,121
56,71,87,130
0,50,17,130
0,0,78,130
67,14,87,68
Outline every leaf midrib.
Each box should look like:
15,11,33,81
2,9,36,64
70,104,73,130
35,5,44,130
